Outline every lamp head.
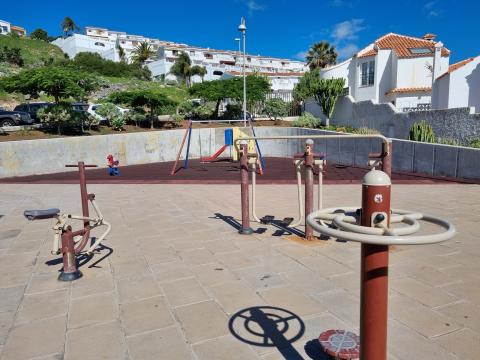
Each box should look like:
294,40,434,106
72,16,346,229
238,17,246,32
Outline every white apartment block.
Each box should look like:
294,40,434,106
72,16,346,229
320,33,450,111
52,26,307,91
0,20,26,37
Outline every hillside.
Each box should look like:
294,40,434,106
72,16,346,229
0,35,65,76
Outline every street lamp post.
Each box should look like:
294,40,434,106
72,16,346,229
238,17,247,127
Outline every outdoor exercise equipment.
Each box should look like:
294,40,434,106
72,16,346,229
306,169,456,360
23,161,111,281
236,134,392,238
171,118,265,175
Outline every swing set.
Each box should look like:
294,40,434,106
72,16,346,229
170,119,265,175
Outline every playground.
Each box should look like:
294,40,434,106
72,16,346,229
0,126,479,360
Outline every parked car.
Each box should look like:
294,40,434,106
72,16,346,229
0,109,33,127
14,102,52,123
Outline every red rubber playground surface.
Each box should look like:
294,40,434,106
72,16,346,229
0,157,477,184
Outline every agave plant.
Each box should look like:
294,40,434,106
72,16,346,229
409,121,435,143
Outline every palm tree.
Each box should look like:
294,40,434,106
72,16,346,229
116,44,126,62
306,41,337,70
61,17,79,37
170,52,192,86
132,41,156,64
191,65,207,82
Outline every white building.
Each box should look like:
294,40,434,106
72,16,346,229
0,20,26,37
320,33,450,111
0,20,11,35
52,26,307,91
432,56,480,111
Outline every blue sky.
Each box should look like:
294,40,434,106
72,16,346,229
2,0,479,63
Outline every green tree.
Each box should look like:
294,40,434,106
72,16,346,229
306,41,337,70
109,90,177,129
191,65,207,82
30,28,48,41
61,17,80,37
116,44,126,62
132,41,156,64
170,52,193,86
0,66,100,103
293,70,345,126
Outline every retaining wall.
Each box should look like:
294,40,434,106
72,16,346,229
0,127,479,180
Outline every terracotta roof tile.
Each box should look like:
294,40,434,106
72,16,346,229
374,33,450,58
437,57,476,79
227,70,305,77
385,87,432,95
357,49,377,58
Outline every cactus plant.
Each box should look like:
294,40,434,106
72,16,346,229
409,121,435,143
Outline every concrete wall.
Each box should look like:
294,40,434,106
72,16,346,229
1,127,479,180
306,97,480,145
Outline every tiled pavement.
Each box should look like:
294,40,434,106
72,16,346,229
0,183,479,359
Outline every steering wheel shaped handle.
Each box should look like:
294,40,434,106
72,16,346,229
306,207,456,246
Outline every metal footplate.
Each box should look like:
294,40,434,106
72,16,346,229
24,209,60,221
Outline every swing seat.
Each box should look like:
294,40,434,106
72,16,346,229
24,208,60,221
260,215,275,224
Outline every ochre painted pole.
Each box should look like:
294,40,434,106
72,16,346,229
171,120,192,175
239,141,253,235
360,170,391,360
304,139,315,240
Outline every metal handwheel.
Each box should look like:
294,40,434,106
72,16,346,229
306,207,456,246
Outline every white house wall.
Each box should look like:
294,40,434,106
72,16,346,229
448,58,480,110
376,49,393,103
394,93,431,110
52,34,115,59
355,57,377,102
431,75,450,109
396,57,433,88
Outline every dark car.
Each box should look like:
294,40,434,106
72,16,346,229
14,102,52,123
0,109,33,127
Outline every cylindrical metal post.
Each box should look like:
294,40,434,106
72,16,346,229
304,139,315,240
239,141,253,235
58,227,83,281
381,140,392,179
360,170,391,360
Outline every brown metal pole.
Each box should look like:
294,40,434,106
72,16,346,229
360,170,391,360
78,161,90,228
304,139,315,240
58,226,83,281
381,140,392,179
239,141,253,235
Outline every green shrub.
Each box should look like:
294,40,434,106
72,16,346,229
409,121,435,143
436,137,460,146
292,112,321,128
222,103,242,120
95,103,121,124
30,28,49,41
110,116,126,131
192,104,214,120
126,107,147,127
171,114,185,122
0,46,24,67
177,101,195,118
71,52,151,80
469,138,480,148
263,98,288,121
352,127,380,135
37,104,76,135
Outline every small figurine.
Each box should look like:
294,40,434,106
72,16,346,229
107,154,120,176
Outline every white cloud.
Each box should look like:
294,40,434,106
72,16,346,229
336,43,359,59
331,19,365,42
240,0,265,15
295,51,307,60
423,1,441,17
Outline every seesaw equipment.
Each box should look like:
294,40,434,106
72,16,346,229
23,161,111,281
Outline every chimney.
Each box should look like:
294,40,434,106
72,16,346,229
432,41,443,84
422,33,436,41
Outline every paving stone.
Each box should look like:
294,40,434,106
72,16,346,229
16,289,68,325
1,315,66,360
174,300,229,344
111,257,150,279
152,260,194,282
65,320,126,360
0,286,25,313
391,277,458,307
26,272,69,294
0,266,32,288
0,311,15,345
259,286,325,317
193,335,261,360
436,301,480,333
299,255,353,277
311,288,360,327
127,326,193,360
117,274,163,304
120,296,174,336
178,248,215,265
216,251,258,270
235,265,287,291
161,277,210,307
209,280,265,315
434,328,480,359
390,294,462,338
193,262,238,287
68,292,118,329
70,269,114,299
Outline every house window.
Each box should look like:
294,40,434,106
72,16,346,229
409,48,432,55
94,42,105,47
172,50,178,56
213,70,223,76
247,57,251,62
204,53,213,59
190,51,195,56
360,61,375,86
